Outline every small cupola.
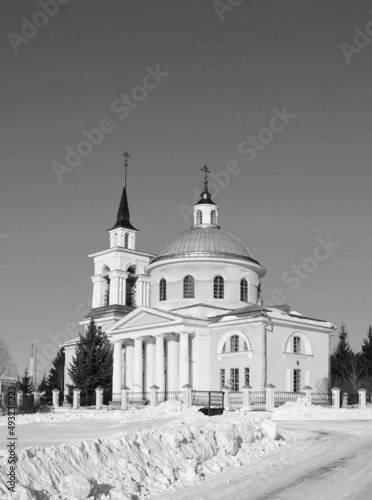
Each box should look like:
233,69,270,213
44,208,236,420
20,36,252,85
192,166,219,228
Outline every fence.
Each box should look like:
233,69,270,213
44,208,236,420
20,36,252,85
274,391,305,408
311,392,331,407
157,391,183,404
0,393,54,416
250,391,266,410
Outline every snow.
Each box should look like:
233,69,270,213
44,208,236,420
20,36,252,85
2,400,372,499
272,397,372,420
0,403,289,500
0,400,201,427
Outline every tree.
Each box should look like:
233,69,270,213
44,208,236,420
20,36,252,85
37,374,48,394
68,319,113,405
340,354,366,394
46,348,65,403
0,337,16,379
361,325,372,377
19,368,33,394
331,323,354,379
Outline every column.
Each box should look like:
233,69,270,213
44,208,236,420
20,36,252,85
167,336,179,391
112,340,122,395
133,337,143,392
52,389,60,408
145,339,156,391
91,276,105,308
179,333,190,389
109,271,120,304
155,335,165,391
125,342,134,390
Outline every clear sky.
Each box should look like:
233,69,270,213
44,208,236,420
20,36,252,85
1,0,372,380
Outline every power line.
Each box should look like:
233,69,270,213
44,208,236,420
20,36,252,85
265,272,372,281
266,260,372,270
252,245,372,256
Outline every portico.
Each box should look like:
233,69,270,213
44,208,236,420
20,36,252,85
106,306,204,397
111,332,192,396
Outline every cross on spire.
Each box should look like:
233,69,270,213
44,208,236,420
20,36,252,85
122,151,130,187
201,165,210,192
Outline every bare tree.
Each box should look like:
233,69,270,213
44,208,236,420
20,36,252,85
341,355,366,393
0,337,16,379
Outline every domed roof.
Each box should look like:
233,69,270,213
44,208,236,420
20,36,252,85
151,226,260,264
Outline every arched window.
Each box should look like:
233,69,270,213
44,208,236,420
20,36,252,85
293,336,301,354
240,278,248,302
104,276,110,306
244,341,248,351
159,278,167,301
196,210,202,225
211,210,217,224
230,335,239,352
183,275,195,298
213,275,224,299
124,233,129,249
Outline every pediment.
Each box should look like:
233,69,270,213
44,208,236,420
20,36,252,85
106,307,181,333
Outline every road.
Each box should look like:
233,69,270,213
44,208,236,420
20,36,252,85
154,420,372,500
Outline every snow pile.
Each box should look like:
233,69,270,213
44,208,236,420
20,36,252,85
0,400,200,427
272,398,372,420
0,414,285,499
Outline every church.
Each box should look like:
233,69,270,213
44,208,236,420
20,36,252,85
62,158,335,401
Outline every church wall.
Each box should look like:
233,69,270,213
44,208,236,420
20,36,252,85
149,260,260,311
266,325,330,392
209,323,265,391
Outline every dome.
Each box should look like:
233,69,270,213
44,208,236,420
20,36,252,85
152,227,260,264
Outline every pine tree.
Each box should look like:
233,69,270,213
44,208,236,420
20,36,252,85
19,368,33,394
68,319,113,405
37,374,48,394
46,348,65,403
361,325,372,377
331,322,354,379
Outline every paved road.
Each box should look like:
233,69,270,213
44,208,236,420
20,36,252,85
154,420,372,500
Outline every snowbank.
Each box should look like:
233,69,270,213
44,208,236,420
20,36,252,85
0,412,286,499
0,400,200,426
272,398,372,421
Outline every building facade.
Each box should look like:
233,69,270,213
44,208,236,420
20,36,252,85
62,166,335,400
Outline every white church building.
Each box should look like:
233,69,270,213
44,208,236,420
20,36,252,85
62,162,335,400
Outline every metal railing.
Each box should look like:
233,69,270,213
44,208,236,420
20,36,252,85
274,391,305,408
157,391,184,403
250,391,266,410
229,391,243,409
311,393,331,407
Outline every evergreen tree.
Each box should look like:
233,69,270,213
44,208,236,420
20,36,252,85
68,319,113,405
361,325,372,377
19,368,33,394
331,322,354,379
46,348,65,403
37,374,48,394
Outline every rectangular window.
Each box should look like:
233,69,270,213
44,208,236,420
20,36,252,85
230,335,239,352
230,368,239,392
220,369,225,390
293,369,301,392
244,367,250,386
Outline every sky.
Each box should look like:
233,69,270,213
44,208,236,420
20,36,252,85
1,0,372,380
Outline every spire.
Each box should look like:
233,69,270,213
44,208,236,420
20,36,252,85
109,152,137,231
196,165,216,205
